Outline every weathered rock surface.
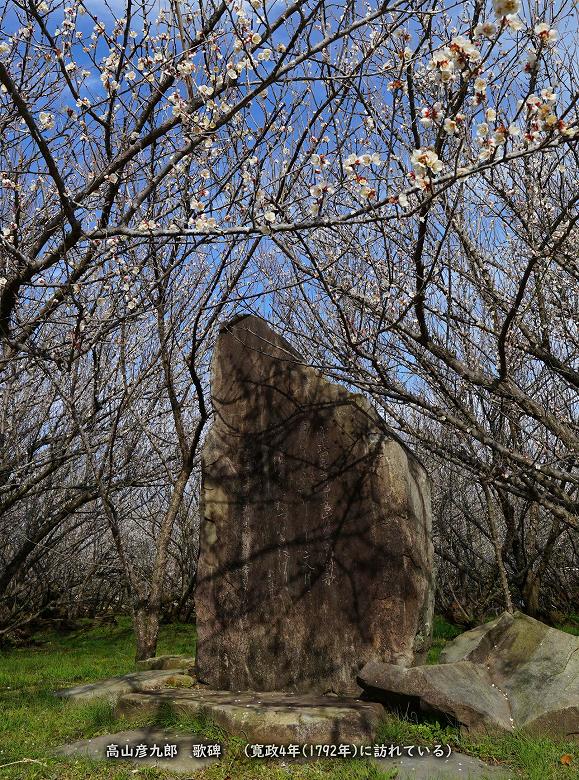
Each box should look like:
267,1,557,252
116,689,384,744
375,751,513,779
358,660,513,734
136,654,195,672
55,670,191,702
56,729,218,775
195,315,434,694
441,611,579,738
359,611,579,739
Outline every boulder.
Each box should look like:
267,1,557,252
359,611,579,739
358,660,513,734
441,611,579,738
136,654,196,672
195,315,434,694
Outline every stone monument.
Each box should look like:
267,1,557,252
195,315,434,694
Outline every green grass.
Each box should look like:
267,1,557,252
0,618,394,780
426,614,464,664
557,622,579,637
0,616,576,779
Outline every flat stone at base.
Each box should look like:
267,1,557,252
56,729,217,775
116,689,383,744
136,654,196,671
55,670,188,701
375,752,513,779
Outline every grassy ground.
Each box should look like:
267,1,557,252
0,617,577,780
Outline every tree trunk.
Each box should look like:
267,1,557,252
522,571,541,619
134,606,160,661
132,466,192,661
483,484,513,614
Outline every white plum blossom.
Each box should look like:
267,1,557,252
310,181,335,198
526,95,541,112
525,49,537,71
493,125,508,145
443,117,458,134
534,23,558,43
428,48,455,84
310,154,330,169
344,152,380,169
194,215,217,231
541,86,557,103
411,148,443,177
360,185,376,199
505,15,523,31
474,21,497,38
476,122,489,139
420,102,442,127
138,219,158,231
359,152,381,165
449,36,481,64
492,0,521,19
177,60,195,77
39,111,55,129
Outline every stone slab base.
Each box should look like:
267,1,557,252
116,688,384,744
55,670,192,702
56,729,217,775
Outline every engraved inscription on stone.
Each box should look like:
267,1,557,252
195,315,434,694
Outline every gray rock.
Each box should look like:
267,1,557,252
55,670,186,702
135,654,196,671
195,315,434,694
359,611,579,739
375,751,513,779
116,689,384,744
56,729,218,775
441,611,579,739
359,660,513,734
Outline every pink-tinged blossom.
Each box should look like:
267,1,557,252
534,23,558,43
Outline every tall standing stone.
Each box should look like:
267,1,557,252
195,315,434,694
